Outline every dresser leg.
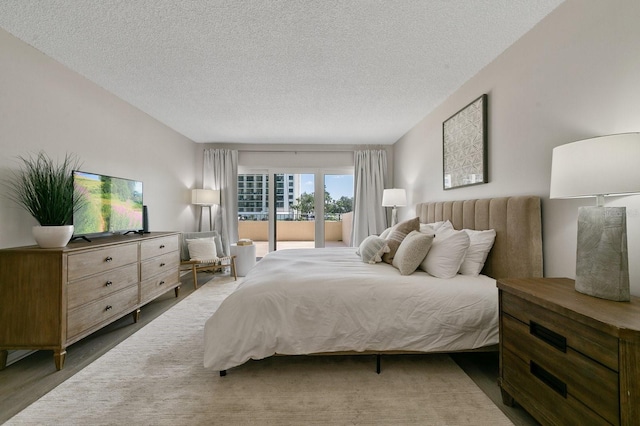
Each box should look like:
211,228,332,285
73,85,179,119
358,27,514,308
174,286,180,298
500,387,515,407
54,349,66,371
132,309,141,323
0,350,7,370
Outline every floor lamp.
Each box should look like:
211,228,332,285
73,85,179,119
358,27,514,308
382,188,406,227
192,189,220,232
550,133,640,301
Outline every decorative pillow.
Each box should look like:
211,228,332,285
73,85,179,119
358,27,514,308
458,229,496,276
357,235,389,264
186,237,218,261
419,229,470,278
379,226,393,239
434,220,454,234
392,230,435,275
420,221,445,233
419,223,435,234
382,217,420,264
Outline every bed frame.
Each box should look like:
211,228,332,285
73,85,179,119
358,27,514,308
220,195,543,376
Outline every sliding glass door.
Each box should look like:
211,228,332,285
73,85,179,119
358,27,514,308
237,169,353,257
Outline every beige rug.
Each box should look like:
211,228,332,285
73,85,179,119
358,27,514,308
6,277,513,425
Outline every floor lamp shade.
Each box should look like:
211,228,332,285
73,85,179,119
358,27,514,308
191,189,220,231
191,189,220,206
382,188,406,227
550,133,640,301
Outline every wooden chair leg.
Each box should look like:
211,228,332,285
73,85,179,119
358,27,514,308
192,264,198,289
231,257,237,281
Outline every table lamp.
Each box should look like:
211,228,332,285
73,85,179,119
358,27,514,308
550,133,640,301
382,188,406,227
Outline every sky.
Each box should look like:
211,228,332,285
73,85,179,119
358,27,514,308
300,174,353,200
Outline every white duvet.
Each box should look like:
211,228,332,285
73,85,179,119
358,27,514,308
203,247,499,371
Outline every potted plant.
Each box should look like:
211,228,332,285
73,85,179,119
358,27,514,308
5,151,85,248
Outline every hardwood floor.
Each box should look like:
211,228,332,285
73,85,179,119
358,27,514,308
0,272,538,425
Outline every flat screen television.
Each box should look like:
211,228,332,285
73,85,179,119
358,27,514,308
72,170,143,238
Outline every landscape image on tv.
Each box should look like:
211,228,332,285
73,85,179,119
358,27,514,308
73,171,143,235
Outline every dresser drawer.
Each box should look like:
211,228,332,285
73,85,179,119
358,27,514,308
140,235,179,260
68,263,139,310
67,285,138,340
502,349,610,426
68,243,138,281
140,269,180,301
502,313,619,424
140,251,179,281
501,292,618,371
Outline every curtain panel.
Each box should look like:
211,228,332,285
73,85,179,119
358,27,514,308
351,149,388,246
203,149,238,255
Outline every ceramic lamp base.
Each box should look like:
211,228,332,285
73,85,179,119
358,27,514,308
32,225,74,248
575,206,630,302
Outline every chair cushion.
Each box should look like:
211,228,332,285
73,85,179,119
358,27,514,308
186,237,218,261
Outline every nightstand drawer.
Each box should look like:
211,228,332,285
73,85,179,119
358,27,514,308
68,263,139,310
502,349,610,426
502,313,619,424
501,291,618,370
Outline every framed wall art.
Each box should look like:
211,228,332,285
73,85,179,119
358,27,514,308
442,94,488,190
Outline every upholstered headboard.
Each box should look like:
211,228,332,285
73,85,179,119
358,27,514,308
415,196,543,279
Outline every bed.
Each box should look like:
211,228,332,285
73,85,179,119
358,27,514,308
203,196,543,374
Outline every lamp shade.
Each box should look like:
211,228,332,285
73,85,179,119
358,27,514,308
191,189,220,205
550,133,640,200
382,188,407,207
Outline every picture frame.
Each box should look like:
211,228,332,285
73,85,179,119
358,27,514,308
442,94,488,190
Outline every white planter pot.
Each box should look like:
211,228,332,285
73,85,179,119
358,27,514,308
32,225,74,248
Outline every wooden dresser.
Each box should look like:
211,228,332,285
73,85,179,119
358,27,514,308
497,277,640,425
0,232,180,370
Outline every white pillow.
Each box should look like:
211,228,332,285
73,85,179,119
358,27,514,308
357,235,389,264
434,220,454,234
459,229,496,276
419,229,470,278
186,237,218,261
392,231,434,275
379,226,393,239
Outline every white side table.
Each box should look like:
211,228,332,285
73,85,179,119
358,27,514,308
230,243,257,277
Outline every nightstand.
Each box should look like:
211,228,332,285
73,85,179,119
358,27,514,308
497,277,640,425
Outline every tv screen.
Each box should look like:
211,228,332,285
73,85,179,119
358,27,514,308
73,171,143,236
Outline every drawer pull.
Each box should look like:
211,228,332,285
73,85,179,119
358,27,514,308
159,280,165,285
530,321,566,352
105,281,113,287
105,256,113,263
105,305,113,311
160,262,166,267
530,361,567,398
159,244,165,249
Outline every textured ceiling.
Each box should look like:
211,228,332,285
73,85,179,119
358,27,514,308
0,1,564,144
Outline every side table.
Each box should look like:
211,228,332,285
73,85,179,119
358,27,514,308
230,243,257,277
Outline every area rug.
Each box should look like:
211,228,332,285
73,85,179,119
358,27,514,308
6,277,513,425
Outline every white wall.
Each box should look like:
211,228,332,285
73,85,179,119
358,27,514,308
0,28,201,249
393,0,640,296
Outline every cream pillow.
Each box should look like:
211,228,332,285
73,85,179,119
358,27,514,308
419,229,470,278
379,226,393,239
357,235,389,264
392,231,435,275
459,229,496,276
186,237,218,261
382,217,420,264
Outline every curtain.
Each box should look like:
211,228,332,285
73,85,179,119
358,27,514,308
203,149,238,255
351,149,388,246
